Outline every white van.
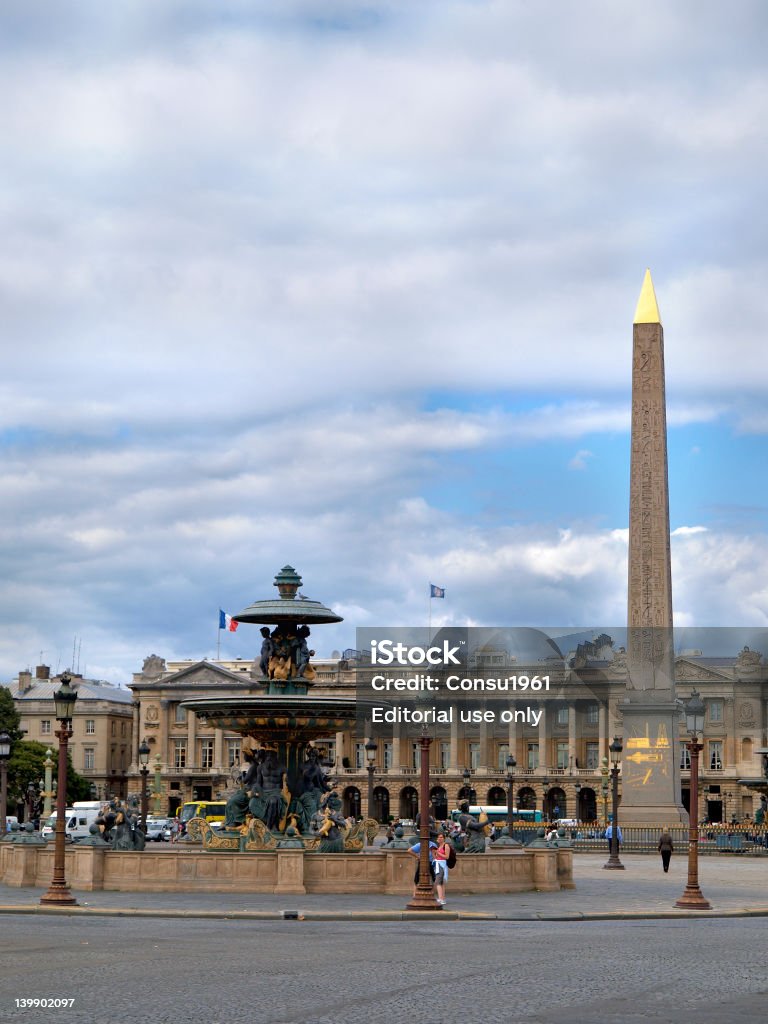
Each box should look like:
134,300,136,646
42,803,102,842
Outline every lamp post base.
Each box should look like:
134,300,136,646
603,858,625,870
406,882,442,911
674,887,711,911
40,885,78,907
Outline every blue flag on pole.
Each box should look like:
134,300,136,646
430,584,445,599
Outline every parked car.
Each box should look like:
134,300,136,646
145,818,171,842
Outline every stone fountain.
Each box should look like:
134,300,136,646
181,566,375,851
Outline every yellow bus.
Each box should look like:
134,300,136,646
179,800,227,833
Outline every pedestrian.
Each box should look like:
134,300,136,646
408,838,437,896
605,822,622,852
433,832,451,906
658,829,674,872
169,817,180,844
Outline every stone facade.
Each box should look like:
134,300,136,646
8,666,134,800
125,644,768,828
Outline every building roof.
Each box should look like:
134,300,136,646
9,677,134,705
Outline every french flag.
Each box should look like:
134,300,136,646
218,609,239,632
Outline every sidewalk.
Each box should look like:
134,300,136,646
1,853,766,921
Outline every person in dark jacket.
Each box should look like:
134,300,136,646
658,830,674,872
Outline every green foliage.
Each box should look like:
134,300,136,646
0,686,23,743
7,739,91,808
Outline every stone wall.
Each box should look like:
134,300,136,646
0,844,573,895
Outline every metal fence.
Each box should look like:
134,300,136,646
508,822,768,855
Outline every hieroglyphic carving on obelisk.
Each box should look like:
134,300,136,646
622,270,685,823
627,269,675,693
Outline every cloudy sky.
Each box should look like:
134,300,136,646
1,1,767,685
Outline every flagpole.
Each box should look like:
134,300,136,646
216,614,221,661
428,588,432,643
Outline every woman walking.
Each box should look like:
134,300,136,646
658,829,674,872
433,832,451,906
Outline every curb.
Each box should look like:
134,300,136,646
3,904,768,922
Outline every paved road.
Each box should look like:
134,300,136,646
0,915,766,1024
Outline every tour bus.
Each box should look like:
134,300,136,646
178,800,227,833
449,806,543,825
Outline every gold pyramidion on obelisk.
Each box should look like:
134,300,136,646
622,269,686,824
633,268,662,324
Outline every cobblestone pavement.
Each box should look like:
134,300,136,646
0,853,766,920
0,914,766,1024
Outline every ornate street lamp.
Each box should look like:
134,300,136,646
365,739,378,828
675,690,711,910
153,754,163,815
462,766,475,805
0,731,10,834
600,755,610,826
139,738,151,831
604,737,624,870
574,781,582,821
40,673,78,906
406,725,440,911
505,755,516,833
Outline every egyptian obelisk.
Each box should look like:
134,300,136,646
620,270,686,824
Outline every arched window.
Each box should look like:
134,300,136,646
343,786,361,819
372,786,390,823
399,786,418,821
430,786,448,820
487,786,507,806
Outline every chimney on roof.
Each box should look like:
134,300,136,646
35,664,50,679
18,670,33,693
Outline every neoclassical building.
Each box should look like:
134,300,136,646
8,664,134,800
125,640,768,824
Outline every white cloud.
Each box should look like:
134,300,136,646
0,2,767,681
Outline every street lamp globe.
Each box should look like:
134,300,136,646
684,690,706,737
364,740,377,765
609,736,623,767
138,738,151,767
52,673,77,723
0,732,10,760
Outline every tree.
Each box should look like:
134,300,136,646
0,686,23,743
7,739,91,815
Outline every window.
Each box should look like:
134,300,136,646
227,740,241,767
40,720,51,735
121,721,126,736
85,719,95,735
556,707,569,726
382,742,393,769
111,721,116,736
439,742,450,770
586,704,599,726
200,739,214,770
411,742,420,770
497,744,509,771
174,740,187,769
84,748,95,771
469,743,480,771
355,742,365,769
175,704,187,724
556,742,569,770
680,746,691,770
585,742,599,770
527,743,539,770
324,740,336,767
709,741,723,771
708,700,723,723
